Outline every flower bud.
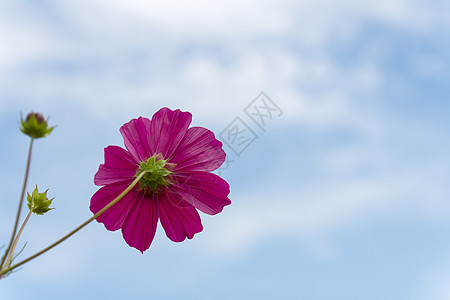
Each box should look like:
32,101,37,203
20,112,55,139
27,186,55,215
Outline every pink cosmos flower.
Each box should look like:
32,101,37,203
90,107,231,252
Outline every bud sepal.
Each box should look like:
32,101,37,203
20,112,55,139
27,186,54,215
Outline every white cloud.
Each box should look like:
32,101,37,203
198,109,450,257
425,263,450,300
202,161,449,258
72,0,290,38
0,0,449,261
1,2,449,300
0,0,443,125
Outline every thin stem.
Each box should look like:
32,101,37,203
0,171,147,276
2,211,32,272
0,138,34,270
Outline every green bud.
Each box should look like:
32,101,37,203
20,112,55,139
27,186,54,215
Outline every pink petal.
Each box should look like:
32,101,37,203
94,146,139,186
170,127,226,172
90,181,138,231
121,193,159,252
120,117,153,162
149,108,192,159
171,172,231,215
159,189,203,242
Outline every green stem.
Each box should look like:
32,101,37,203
0,171,147,277
2,211,32,273
0,138,34,270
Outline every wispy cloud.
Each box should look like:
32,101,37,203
1,0,446,124
1,1,449,299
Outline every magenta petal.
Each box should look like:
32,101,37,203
91,108,231,251
120,117,153,162
121,194,159,252
149,108,192,159
171,127,226,172
172,172,231,215
94,146,139,186
159,190,203,242
90,181,138,231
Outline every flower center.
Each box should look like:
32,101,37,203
135,153,175,194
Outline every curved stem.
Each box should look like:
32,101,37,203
2,211,32,272
0,138,34,270
0,171,147,276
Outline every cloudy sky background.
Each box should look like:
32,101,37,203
1,0,450,299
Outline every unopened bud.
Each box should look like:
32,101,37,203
27,186,55,215
20,112,55,139
26,112,45,123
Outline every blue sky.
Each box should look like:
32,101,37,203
1,0,450,299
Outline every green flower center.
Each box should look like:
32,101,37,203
135,154,174,194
